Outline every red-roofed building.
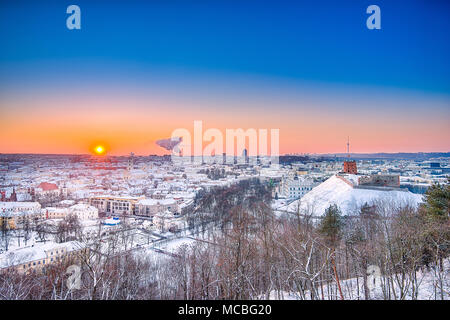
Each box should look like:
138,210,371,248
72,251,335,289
37,182,58,191
36,182,60,198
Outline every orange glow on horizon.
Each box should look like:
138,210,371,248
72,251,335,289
0,89,449,155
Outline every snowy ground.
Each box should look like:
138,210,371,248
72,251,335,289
157,237,196,253
0,230,42,254
259,260,449,300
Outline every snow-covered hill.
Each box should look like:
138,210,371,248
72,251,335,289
281,175,423,217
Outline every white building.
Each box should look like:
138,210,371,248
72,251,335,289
136,198,178,217
153,210,184,233
68,204,99,220
42,204,98,220
279,175,316,199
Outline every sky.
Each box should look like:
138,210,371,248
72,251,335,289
0,0,449,156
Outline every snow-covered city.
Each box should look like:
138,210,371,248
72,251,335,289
1,151,448,300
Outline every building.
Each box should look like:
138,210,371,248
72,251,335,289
41,204,98,220
136,198,178,217
42,207,68,220
430,162,441,168
89,195,145,215
279,175,316,199
343,160,357,174
0,241,87,274
68,204,99,220
358,174,400,187
152,210,184,233
0,202,42,229
36,182,59,197
179,198,195,215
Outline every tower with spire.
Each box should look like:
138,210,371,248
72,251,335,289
347,136,350,158
9,188,17,202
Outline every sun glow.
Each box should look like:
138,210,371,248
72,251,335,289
94,145,105,155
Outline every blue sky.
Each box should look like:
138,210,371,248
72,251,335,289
1,0,449,93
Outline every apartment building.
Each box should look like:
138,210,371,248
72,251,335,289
89,195,144,215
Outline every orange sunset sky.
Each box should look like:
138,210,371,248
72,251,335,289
1,74,449,156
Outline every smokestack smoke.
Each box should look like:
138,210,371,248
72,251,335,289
156,137,182,151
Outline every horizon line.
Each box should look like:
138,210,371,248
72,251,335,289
1,151,449,157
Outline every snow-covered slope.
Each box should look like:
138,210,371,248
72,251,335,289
283,175,423,217
260,259,449,300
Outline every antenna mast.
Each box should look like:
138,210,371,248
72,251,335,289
347,136,350,158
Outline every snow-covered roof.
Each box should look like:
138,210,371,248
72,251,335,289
69,203,96,211
59,200,76,206
42,207,68,214
137,198,176,206
0,202,41,216
0,241,85,269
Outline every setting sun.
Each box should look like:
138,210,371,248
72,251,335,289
95,145,105,155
